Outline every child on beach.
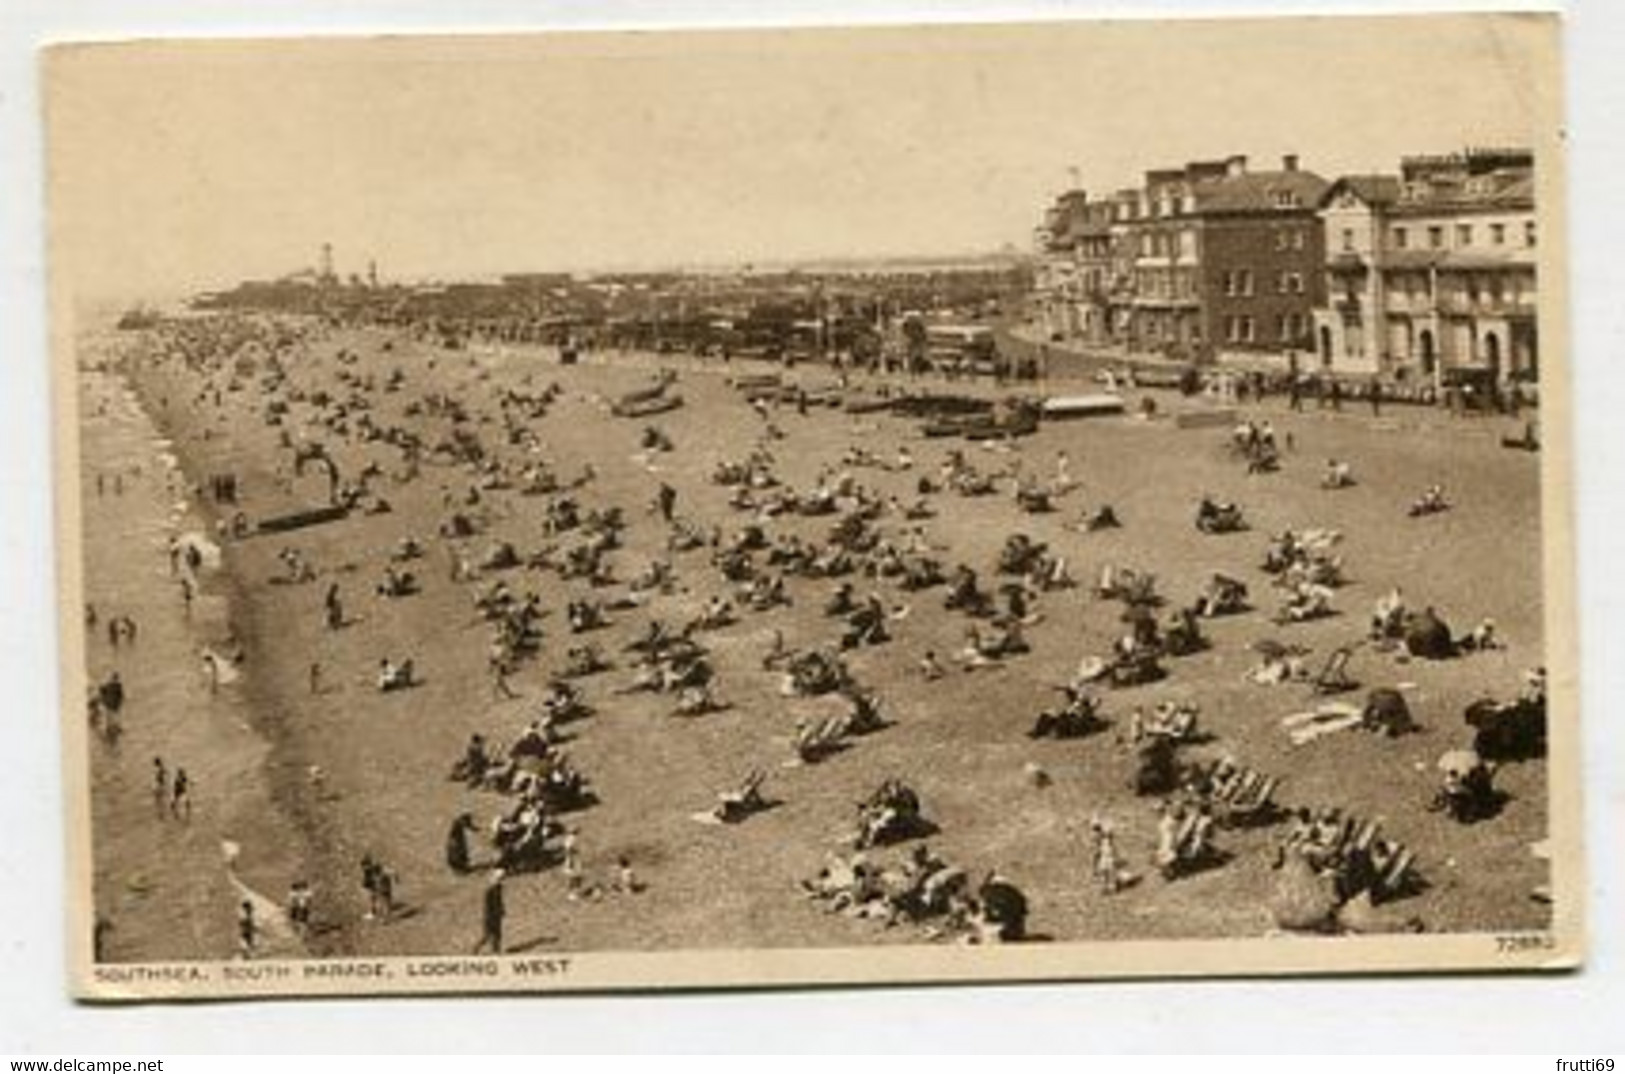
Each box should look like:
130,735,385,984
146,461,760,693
1089,815,1134,895
613,855,642,895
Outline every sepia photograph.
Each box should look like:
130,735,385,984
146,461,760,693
44,13,1579,1001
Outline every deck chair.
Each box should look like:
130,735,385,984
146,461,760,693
1218,770,1279,827
1313,646,1358,695
1376,845,1416,897
714,770,767,822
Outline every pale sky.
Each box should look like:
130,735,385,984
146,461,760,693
45,14,1560,301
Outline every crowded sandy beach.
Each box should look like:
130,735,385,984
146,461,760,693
76,306,1551,965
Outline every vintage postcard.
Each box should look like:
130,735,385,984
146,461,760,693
45,14,1579,1001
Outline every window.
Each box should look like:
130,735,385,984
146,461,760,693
1276,314,1288,341
1393,227,1408,250
1491,223,1506,245
1241,270,1254,297
1525,220,1537,247
1277,271,1289,294
1292,230,1306,250
1291,272,1305,295
1224,316,1257,344
1428,226,1444,249
1341,228,1355,252
1457,224,1473,246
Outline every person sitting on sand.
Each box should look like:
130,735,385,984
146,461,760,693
1322,458,1354,489
377,657,415,692
452,734,492,785
1370,587,1407,642
1460,617,1504,652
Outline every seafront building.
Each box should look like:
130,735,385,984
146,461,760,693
1034,154,1328,364
1311,147,1537,390
1034,145,1539,391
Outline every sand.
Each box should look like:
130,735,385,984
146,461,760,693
82,317,1550,961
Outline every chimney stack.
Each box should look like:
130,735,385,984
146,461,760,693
1282,153,1300,172
1225,154,1248,177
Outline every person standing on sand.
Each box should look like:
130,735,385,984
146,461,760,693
236,900,257,959
489,650,519,701
93,913,113,962
562,829,585,900
446,814,475,874
308,662,322,695
363,856,398,921
361,856,382,921
474,869,505,954
287,880,313,941
152,757,167,818
171,767,192,821
376,865,398,920
324,582,343,630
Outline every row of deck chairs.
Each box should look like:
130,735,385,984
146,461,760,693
1279,809,1418,905
1183,757,1281,829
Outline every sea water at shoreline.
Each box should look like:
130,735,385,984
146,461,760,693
79,324,309,963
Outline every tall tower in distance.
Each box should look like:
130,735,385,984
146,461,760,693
368,259,378,289
320,242,335,283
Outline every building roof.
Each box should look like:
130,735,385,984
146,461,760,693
1193,169,1329,215
1388,172,1534,216
1320,174,1403,209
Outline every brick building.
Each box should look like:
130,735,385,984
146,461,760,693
1034,153,1328,363
1195,155,1328,362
